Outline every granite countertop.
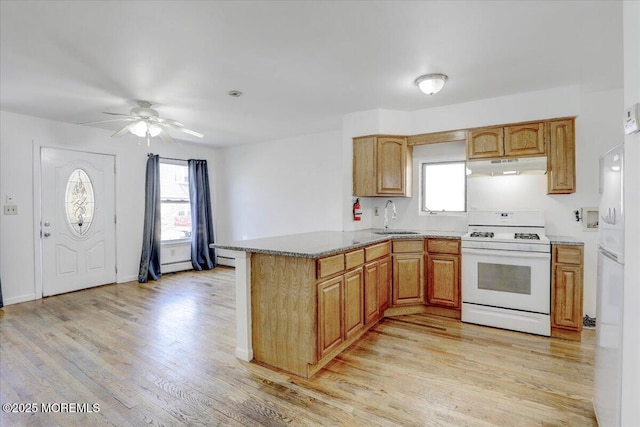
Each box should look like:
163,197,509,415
211,229,465,258
547,235,585,246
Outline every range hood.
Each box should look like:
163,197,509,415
466,156,547,176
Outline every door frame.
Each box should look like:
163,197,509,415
33,143,118,298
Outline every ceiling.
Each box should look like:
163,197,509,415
0,1,623,147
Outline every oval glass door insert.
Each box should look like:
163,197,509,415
65,169,95,236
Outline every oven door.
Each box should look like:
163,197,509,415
462,247,550,314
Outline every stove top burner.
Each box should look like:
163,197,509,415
470,232,494,238
514,233,540,240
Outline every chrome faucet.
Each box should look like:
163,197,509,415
384,200,397,230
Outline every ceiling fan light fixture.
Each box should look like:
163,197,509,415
130,120,149,137
415,73,448,95
148,123,162,137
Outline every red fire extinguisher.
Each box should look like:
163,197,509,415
353,198,362,221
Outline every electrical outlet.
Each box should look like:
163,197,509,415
374,207,379,216
4,204,18,215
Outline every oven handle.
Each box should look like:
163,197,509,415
461,247,551,259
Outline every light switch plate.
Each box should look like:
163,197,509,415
4,205,17,215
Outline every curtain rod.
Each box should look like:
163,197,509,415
148,153,188,162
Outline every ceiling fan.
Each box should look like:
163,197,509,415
79,100,203,146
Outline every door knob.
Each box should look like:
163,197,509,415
43,232,51,238
44,221,51,227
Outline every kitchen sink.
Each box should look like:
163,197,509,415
373,230,420,235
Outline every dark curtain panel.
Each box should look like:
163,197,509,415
138,154,162,283
188,159,217,270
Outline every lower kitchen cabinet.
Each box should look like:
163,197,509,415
378,256,392,312
426,254,460,309
344,268,364,340
392,254,424,305
317,276,344,360
425,238,461,317
364,261,380,325
551,244,584,340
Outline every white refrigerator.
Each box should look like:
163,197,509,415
594,144,625,426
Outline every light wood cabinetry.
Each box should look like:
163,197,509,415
353,136,411,197
467,126,504,159
251,241,391,378
392,239,425,306
317,276,344,359
364,260,380,325
547,118,576,194
364,243,391,325
504,122,546,157
467,121,545,160
344,268,364,340
551,244,584,341
378,256,391,312
425,239,461,317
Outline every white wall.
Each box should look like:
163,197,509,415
0,111,219,305
621,1,640,424
341,86,623,317
215,130,343,247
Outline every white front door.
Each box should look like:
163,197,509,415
41,148,116,296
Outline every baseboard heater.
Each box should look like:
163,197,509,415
217,256,235,267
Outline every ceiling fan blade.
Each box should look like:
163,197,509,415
111,123,135,137
161,118,203,137
179,128,204,138
102,112,133,116
77,117,137,125
158,129,175,144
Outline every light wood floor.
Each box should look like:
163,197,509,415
0,267,597,426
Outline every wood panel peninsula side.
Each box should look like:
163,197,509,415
211,230,463,378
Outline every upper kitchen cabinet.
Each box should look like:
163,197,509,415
547,118,576,194
467,121,545,160
504,122,546,157
353,136,412,197
466,126,504,159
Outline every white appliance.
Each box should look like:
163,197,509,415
466,156,547,176
594,144,625,427
461,211,551,336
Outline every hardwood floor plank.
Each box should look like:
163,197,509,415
1,267,596,426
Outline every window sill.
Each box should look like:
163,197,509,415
162,239,191,246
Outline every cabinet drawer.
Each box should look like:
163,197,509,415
554,245,583,265
392,239,424,253
345,249,365,270
317,253,345,279
365,241,391,262
426,239,460,255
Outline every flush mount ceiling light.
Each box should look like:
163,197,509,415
414,73,448,95
78,100,203,146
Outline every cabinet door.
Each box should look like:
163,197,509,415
552,264,583,330
344,269,364,340
426,254,460,309
504,122,545,157
547,119,576,194
392,254,424,305
376,137,407,195
378,256,392,313
467,127,504,159
317,277,344,360
353,137,376,196
363,261,380,325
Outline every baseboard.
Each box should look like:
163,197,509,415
116,274,138,284
3,293,36,306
